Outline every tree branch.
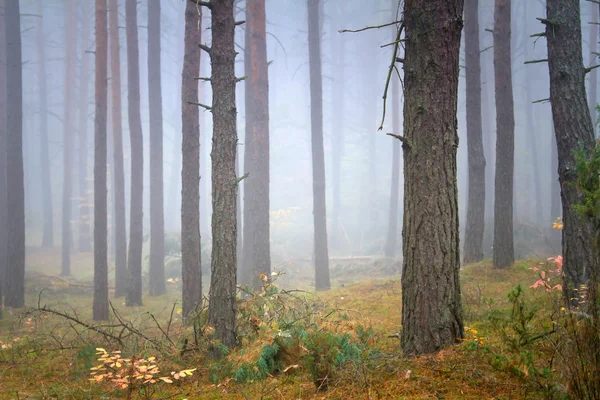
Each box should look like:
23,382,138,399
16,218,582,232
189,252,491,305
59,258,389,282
387,133,411,148
532,98,550,104
194,77,211,81
586,64,600,74
379,22,404,131
339,20,401,34
188,101,212,111
524,58,548,64
199,44,211,55
237,172,249,184
235,20,245,26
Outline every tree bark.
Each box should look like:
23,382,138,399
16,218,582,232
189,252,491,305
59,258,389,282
181,0,202,319
546,0,596,300
125,0,144,307
148,0,166,296
242,0,271,291
492,0,515,269
109,0,127,298
307,0,330,291
463,0,486,264
93,0,109,321
589,2,598,136
400,0,465,356
0,0,6,318
4,0,25,308
208,0,238,350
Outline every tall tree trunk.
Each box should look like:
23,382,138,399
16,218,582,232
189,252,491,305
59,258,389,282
546,0,596,300
400,0,465,356
148,0,165,296
0,0,6,318
4,0,25,308
589,2,598,135
125,0,144,307
62,0,77,276
37,1,54,249
78,4,92,252
109,0,127,297
93,0,109,321
550,123,561,249
492,0,515,269
207,0,238,350
307,0,330,291
181,0,202,319
242,0,271,290
463,0,486,263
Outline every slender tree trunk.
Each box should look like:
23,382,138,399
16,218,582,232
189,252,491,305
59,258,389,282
109,0,127,297
0,0,6,318
93,0,109,321
78,5,92,252
463,0,486,263
550,123,561,249
400,0,465,356
37,1,54,249
589,2,598,135
62,0,77,276
207,0,238,350
4,0,25,308
493,0,515,269
307,0,330,291
125,0,143,307
242,0,271,290
181,0,202,318
546,0,596,300
148,0,165,296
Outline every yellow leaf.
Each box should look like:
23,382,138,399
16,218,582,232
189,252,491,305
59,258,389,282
147,357,156,362
159,377,173,383
115,362,122,368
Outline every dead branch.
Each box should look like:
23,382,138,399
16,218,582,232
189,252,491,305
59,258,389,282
524,58,548,64
339,20,401,34
379,22,405,131
387,133,411,148
188,101,212,111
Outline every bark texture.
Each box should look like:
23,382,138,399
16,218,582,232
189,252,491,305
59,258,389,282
181,0,202,318
109,0,127,297
148,0,165,296
307,0,330,291
93,0,109,321
125,0,144,307
242,0,271,290
463,0,486,263
208,0,238,350
589,2,598,135
546,0,596,298
400,0,465,356
492,0,514,269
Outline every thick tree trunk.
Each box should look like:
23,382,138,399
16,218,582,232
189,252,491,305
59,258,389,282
109,0,127,297
546,0,596,299
307,0,330,291
125,0,144,307
4,0,25,308
0,0,6,318
93,0,109,321
463,0,486,264
208,0,238,350
492,0,515,269
589,2,598,135
37,1,54,249
181,0,202,319
242,0,271,290
62,0,77,276
400,0,465,356
148,0,165,296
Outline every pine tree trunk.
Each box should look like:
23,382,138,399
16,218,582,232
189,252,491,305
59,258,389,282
589,2,598,136
148,0,165,296
4,0,25,308
181,0,202,319
400,0,465,356
463,0,486,264
307,0,330,291
109,0,127,298
546,0,596,300
0,0,6,317
93,0,109,321
492,0,515,269
208,0,238,350
125,0,144,307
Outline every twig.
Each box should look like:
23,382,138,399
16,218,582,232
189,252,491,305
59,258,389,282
387,133,411,148
532,98,550,104
379,22,405,131
237,172,249,183
339,20,401,34
524,58,548,64
188,101,212,111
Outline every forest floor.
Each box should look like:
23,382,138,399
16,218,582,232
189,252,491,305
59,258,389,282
0,249,569,399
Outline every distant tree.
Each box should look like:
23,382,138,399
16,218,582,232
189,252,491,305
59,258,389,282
546,0,596,301
4,0,25,308
400,0,464,356
148,0,166,296
37,1,54,249
241,0,271,290
181,0,202,319
0,0,6,319
589,2,598,135
93,0,109,321
492,0,514,269
463,0,486,263
125,0,144,307
62,0,78,276
307,0,330,291
109,0,127,297
206,0,238,350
